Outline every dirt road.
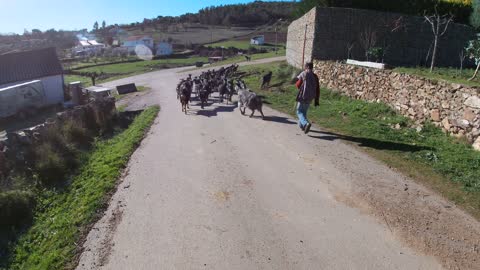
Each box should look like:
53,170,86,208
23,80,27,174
76,58,480,270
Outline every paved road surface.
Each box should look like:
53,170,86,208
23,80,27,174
76,57,477,269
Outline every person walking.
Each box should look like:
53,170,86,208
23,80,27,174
295,62,320,134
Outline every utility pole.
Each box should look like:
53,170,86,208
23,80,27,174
302,24,308,68
275,26,278,55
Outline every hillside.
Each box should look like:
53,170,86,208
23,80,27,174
0,1,295,55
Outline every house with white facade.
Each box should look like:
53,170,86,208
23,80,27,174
0,47,64,105
122,35,154,52
250,35,265,45
73,39,105,55
155,42,173,56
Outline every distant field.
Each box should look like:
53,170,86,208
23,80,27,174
65,56,208,86
120,22,288,47
77,57,207,74
123,24,258,45
206,40,284,50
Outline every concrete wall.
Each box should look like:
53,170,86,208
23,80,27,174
288,7,476,68
313,60,480,149
286,7,317,69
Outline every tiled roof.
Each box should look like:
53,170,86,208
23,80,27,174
0,47,63,85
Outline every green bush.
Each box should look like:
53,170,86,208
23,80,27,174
34,143,69,186
62,121,93,147
0,191,35,227
34,126,78,186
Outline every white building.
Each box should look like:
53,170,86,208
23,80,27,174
155,42,173,56
122,35,154,52
250,35,265,45
73,39,105,55
0,47,64,106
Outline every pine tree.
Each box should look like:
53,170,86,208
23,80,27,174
102,20,106,29
93,21,99,31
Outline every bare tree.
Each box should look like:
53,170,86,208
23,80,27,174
459,49,466,73
424,6,453,72
346,41,355,60
359,27,377,61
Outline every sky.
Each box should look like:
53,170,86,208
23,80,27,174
0,0,287,34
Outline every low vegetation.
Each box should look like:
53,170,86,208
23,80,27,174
65,57,208,87
241,61,480,219
206,40,284,50
395,66,480,87
1,106,159,270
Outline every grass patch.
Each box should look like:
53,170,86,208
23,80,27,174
66,57,209,87
206,40,283,50
4,106,159,270
183,49,286,72
241,61,480,219
394,66,480,87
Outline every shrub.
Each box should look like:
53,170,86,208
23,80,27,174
34,143,69,186
0,190,36,227
62,121,93,147
34,126,78,186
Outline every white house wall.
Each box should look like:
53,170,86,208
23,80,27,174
0,75,64,105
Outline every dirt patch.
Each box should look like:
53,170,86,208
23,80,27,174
98,204,124,267
331,154,480,270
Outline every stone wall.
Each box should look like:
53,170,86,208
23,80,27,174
0,98,117,178
288,7,476,69
313,60,480,149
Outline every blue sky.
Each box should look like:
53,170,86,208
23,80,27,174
0,0,287,34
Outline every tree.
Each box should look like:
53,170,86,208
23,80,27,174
471,0,480,28
466,38,480,80
424,6,453,72
102,20,106,29
93,21,99,32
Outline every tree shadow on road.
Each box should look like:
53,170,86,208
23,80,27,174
308,130,432,153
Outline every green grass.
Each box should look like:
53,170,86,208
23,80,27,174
64,74,91,86
206,40,283,50
241,61,480,219
77,57,208,75
182,49,286,72
66,57,209,87
5,106,159,270
394,66,480,87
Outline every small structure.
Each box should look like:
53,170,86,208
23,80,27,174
122,36,154,52
84,86,113,100
0,47,64,106
155,42,173,56
116,83,138,95
73,39,105,55
251,35,265,45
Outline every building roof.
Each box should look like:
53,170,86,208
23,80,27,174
78,40,103,46
0,47,63,85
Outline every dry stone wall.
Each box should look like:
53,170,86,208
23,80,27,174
313,60,480,149
0,98,117,178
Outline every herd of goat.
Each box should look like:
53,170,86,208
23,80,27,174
176,64,265,118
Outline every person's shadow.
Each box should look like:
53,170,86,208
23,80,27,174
308,130,432,153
